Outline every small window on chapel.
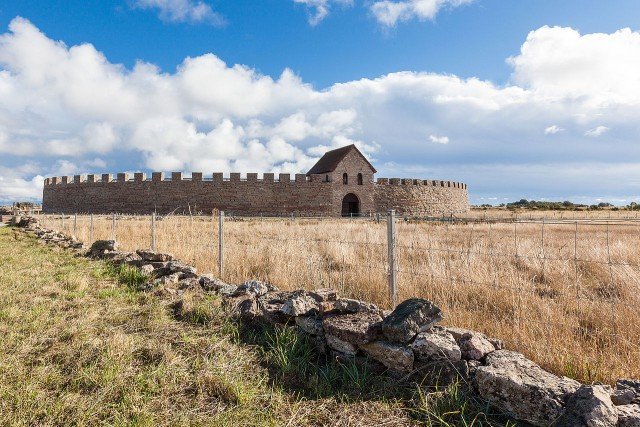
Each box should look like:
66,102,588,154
357,173,363,185
343,173,348,185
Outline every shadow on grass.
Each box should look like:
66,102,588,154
233,320,518,426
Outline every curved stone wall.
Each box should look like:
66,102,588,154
42,172,469,216
374,178,469,216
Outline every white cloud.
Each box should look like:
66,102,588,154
428,134,449,144
131,0,225,25
1,19,640,203
371,0,474,27
544,125,563,135
509,26,640,106
293,0,353,25
585,125,610,137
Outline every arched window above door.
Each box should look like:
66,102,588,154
357,173,363,185
343,173,348,185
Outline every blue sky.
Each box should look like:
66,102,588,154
1,0,640,205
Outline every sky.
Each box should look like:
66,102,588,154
1,0,640,205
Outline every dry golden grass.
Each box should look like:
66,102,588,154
41,211,640,385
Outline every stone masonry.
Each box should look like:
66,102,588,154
42,145,469,216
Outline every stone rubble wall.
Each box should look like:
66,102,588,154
15,216,639,427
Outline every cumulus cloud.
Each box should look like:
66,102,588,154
544,125,563,135
585,125,610,137
371,0,474,27
1,19,640,204
428,134,449,144
293,0,353,25
131,0,225,25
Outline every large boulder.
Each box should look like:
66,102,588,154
281,292,320,316
295,316,324,335
617,380,640,405
323,311,382,346
89,240,118,256
617,405,640,427
136,250,174,262
233,280,271,297
257,291,294,324
199,275,237,296
556,385,618,427
381,298,443,343
473,350,580,426
411,328,461,362
360,340,414,372
321,298,379,315
165,261,197,278
308,288,338,302
325,334,357,356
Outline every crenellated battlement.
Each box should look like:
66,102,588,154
43,172,334,185
45,173,467,189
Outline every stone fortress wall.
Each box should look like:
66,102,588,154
42,171,469,216
42,142,468,216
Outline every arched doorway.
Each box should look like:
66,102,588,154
341,193,360,217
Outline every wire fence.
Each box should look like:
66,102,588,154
37,210,640,384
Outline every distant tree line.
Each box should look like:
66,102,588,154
476,200,640,211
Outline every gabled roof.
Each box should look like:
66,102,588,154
306,144,377,175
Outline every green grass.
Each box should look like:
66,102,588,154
0,227,514,426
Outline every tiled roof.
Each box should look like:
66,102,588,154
306,144,377,175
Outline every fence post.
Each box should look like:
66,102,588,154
151,212,157,251
111,213,116,241
218,211,225,279
89,214,94,243
387,209,397,308
73,213,77,236
61,212,65,230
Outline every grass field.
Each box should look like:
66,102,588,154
0,226,516,426
39,210,640,385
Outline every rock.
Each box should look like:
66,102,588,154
295,316,324,335
473,350,580,426
326,334,357,356
360,341,414,372
617,380,640,404
459,333,496,361
199,275,237,295
225,294,260,319
281,292,319,316
100,251,131,262
613,390,637,406
557,385,618,427
178,278,201,292
257,291,293,324
308,288,338,302
445,327,497,360
156,273,180,286
233,280,270,297
322,298,379,314
411,329,461,362
381,298,443,343
89,240,118,256
166,261,197,278
617,405,640,427
140,264,155,275
323,311,382,345
136,250,174,262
